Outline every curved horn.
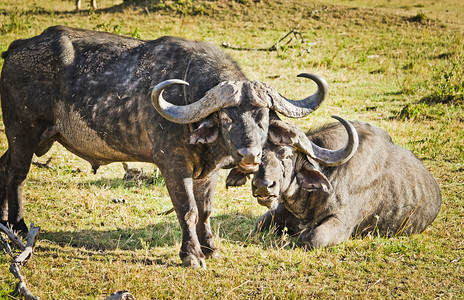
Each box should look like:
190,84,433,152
151,79,232,124
271,73,328,118
295,116,359,166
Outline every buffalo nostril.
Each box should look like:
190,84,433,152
237,147,262,163
253,149,262,159
254,178,275,189
262,179,275,188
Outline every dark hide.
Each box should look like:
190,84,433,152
0,26,296,267
231,121,442,248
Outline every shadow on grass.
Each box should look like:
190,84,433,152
39,212,258,251
28,211,261,268
40,221,180,251
0,0,223,22
0,0,210,17
0,3,132,17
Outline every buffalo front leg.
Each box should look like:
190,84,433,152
300,215,352,249
193,173,219,259
163,172,206,268
255,203,301,235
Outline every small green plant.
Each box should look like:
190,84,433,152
395,102,450,121
131,27,142,39
407,12,428,23
152,172,165,186
397,103,428,120
95,21,123,34
423,57,464,105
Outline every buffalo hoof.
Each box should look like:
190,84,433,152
1,219,29,236
182,254,206,269
299,228,314,248
202,248,220,259
13,218,29,235
299,228,328,250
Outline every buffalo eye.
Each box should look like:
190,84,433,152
254,109,269,130
277,147,293,160
220,112,234,129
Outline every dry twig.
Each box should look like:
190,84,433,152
0,223,26,250
122,162,161,184
157,207,175,216
32,157,54,170
222,26,306,52
104,290,136,300
0,223,40,300
2,224,136,299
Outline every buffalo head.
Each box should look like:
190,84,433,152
226,116,358,213
251,116,358,220
151,74,330,173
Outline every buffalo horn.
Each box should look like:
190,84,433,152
296,116,359,166
151,79,232,124
272,73,328,118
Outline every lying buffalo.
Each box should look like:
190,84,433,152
0,26,332,267
228,118,441,248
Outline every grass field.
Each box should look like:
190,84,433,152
0,0,463,298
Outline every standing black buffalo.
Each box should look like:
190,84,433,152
228,118,441,248
0,26,330,267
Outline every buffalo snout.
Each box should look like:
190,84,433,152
252,177,279,210
236,147,261,173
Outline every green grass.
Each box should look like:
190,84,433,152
1,0,463,298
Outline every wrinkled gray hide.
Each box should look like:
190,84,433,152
229,121,442,248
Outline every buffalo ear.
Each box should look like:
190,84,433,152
296,167,332,193
268,120,299,145
189,119,219,144
225,168,248,188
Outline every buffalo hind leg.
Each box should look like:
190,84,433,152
0,150,11,228
0,149,30,233
193,173,219,259
1,129,43,234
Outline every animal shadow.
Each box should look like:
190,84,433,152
37,212,259,265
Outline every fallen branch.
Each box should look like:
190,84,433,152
122,162,162,185
105,290,135,300
0,223,40,300
222,26,306,52
157,207,175,216
0,232,14,256
32,157,54,170
0,223,25,250
2,224,136,299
